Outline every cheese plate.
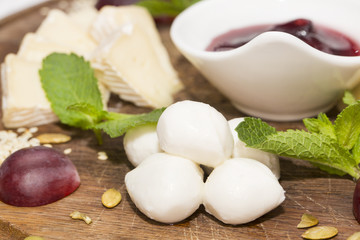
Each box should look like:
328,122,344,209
0,1,359,239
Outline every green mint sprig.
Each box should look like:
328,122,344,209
39,53,164,144
136,0,200,17
235,99,360,180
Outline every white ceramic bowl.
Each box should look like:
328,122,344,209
170,0,360,121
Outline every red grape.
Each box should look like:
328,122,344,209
0,146,80,207
354,179,360,223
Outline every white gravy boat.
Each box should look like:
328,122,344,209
170,0,360,121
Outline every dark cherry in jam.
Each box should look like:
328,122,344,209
207,19,360,56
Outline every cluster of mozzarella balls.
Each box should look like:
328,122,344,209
124,100,285,225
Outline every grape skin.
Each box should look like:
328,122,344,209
0,146,80,207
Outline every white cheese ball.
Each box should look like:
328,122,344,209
125,153,204,224
228,118,281,179
157,100,234,168
203,158,285,225
123,124,162,167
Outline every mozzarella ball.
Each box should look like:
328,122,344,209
203,158,285,225
228,118,280,179
123,124,162,167
125,153,204,224
157,100,233,168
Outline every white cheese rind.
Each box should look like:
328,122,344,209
91,6,158,44
18,33,83,62
68,7,98,32
36,9,97,59
94,70,111,109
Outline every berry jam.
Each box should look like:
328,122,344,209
206,19,360,56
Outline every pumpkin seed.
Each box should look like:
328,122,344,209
297,213,319,228
24,237,44,240
102,188,122,208
70,211,92,224
36,133,71,144
302,226,338,240
347,232,360,240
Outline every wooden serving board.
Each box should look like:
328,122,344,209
0,1,359,239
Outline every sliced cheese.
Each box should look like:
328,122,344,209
93,25,179,108
91,6,182,95
1,54,58,128
18,33,84,62
2,54,110,128
36,9,97,57
17,33,110,109
1,6,181,128
95,71,111,108
91,5,154,43
68,7,98,33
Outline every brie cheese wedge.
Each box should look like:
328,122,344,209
2,54,110,128
91,6,182,108
18,33,84,62
93,24,179,108
1,54,58,128
68,7,98,32
36,9,97,57
92,6,181,93
17,33,110,109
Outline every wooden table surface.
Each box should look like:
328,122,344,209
0,1,359,239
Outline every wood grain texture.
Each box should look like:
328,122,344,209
0,1,360,239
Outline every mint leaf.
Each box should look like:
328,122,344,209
137,0,200,17
253,130,354,177
343,90,357,106
303,113,336,139
67,103,107,129
40,53,165,143
40,53,103,129
95,108,165,138
236,117,360,179
235,117,276,146
311,163,347,176
352,135,360,165
334,102,360,150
